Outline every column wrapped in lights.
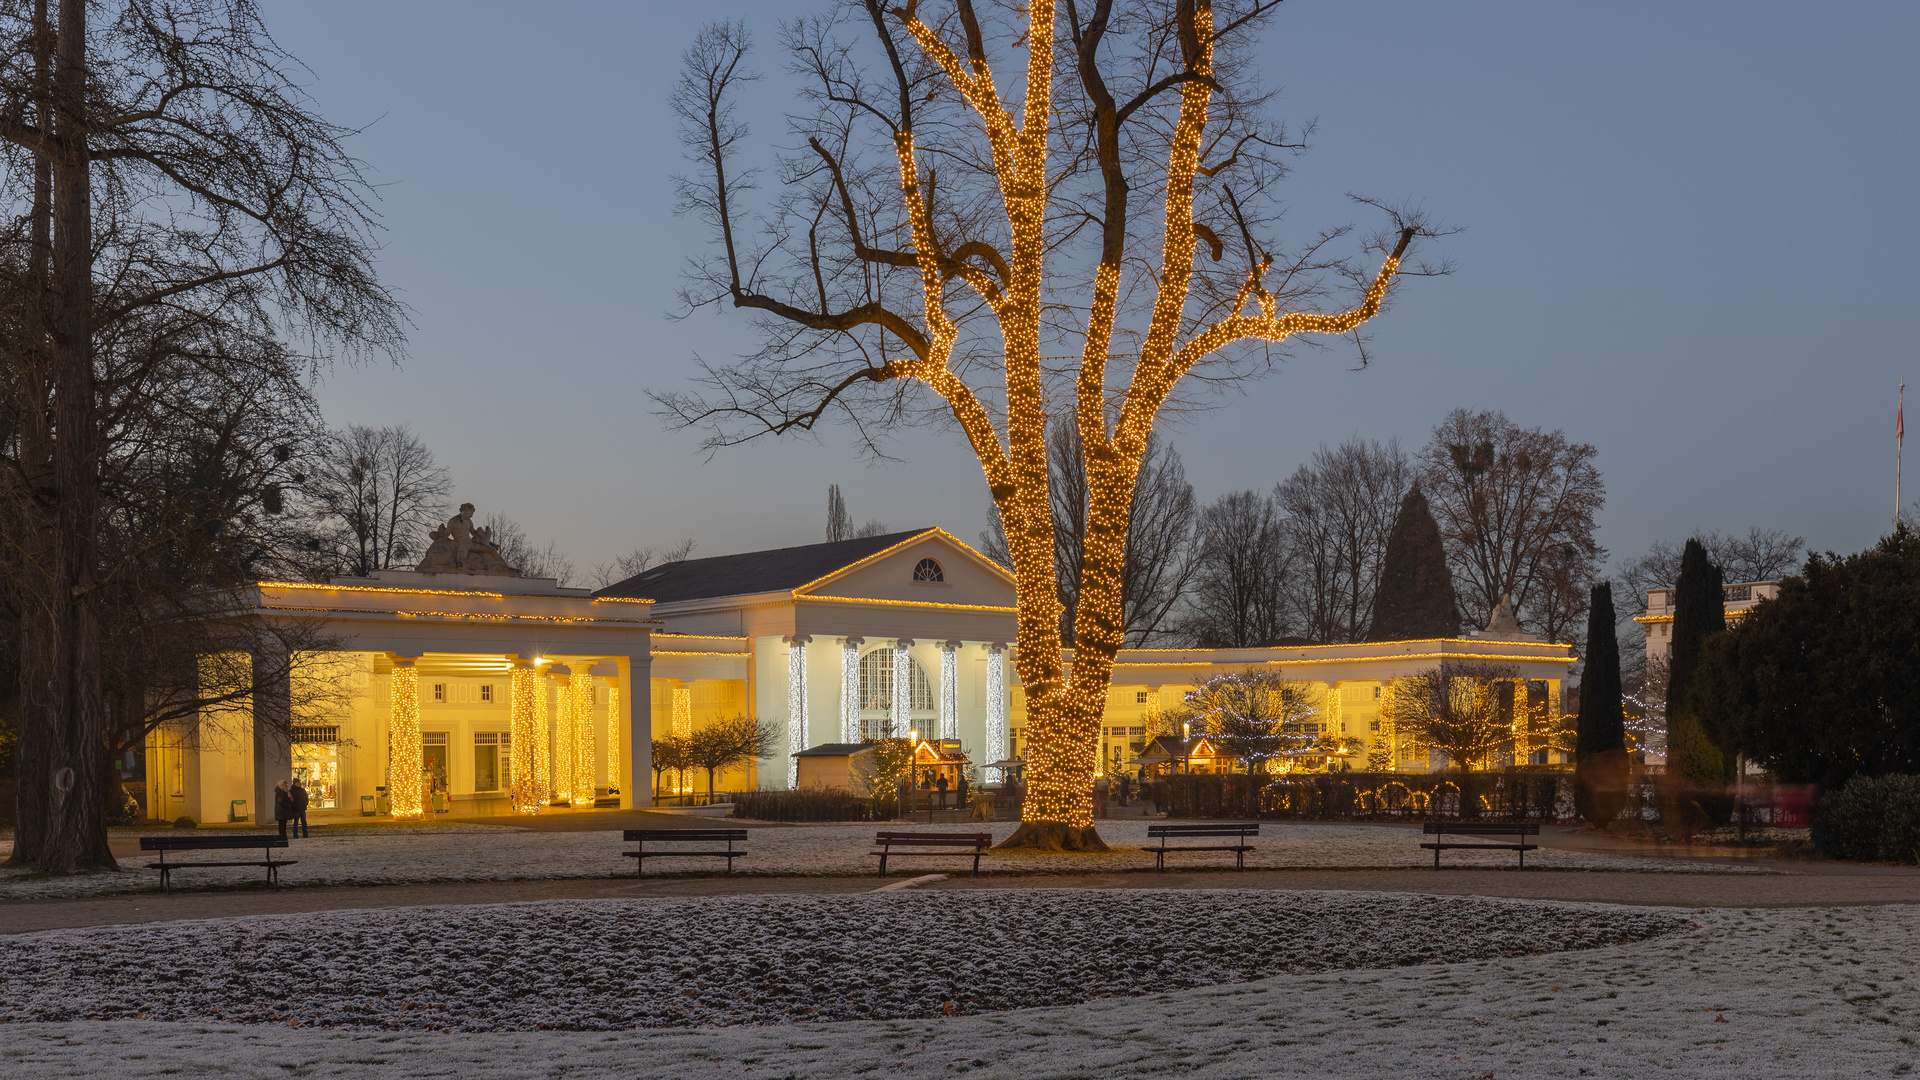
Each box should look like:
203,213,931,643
387,660,424,818
839,637,862,742
606,684,620,795
984,643,1007,782
669,685,693,794
549,666,575,805
938,641,960,740
509,663,546,813
784,635,810,788
891,639,915,739
570,671,595,806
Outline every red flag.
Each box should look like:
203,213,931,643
1901,399,1906,444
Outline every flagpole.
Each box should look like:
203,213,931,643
1899,381,1906,526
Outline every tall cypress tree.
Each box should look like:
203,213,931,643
1666,538,1728,785
1368,484,1461,641
1575,582,1629,824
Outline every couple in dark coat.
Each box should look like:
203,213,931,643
273,778,311,838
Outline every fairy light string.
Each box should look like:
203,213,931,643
840,0,1416,833
387,663,423,819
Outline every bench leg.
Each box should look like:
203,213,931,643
1156,848,1165,873
1434,845,1442,870
972,852,981,878
1518,845,1525,869
1236,848,1245,871
877,854,887,878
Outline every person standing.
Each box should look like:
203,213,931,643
272,780,294,839
289,777,311,839
934,771,950,808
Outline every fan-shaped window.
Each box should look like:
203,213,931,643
912,558,945,583
858,649,935,712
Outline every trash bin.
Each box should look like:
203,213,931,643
375,787,390,815
433,791,449,814
230,798,248,823
360,794,376,817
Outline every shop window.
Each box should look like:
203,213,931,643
292,725,340,809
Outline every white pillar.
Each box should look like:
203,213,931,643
984,642,1008,781
939,640,960,740
783,634,810,788
618,655,652,809
839,636,863,742
891,639,915,738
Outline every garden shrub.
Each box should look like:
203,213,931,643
730,787,877,823
1812,774,1920,863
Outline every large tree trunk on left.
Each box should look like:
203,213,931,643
9,0,112,874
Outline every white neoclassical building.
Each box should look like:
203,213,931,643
147,524,1578,824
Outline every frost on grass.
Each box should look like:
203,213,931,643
0,890,1688,1032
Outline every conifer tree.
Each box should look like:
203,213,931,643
1574,582,1628,824
1666,538,1728,786
1367,484,1461,640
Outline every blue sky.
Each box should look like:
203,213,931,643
264,1,1920,578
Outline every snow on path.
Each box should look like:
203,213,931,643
0,820,1767,899
0,890,1688,1030
0,900,1909,1078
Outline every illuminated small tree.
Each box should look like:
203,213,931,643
1383,663,1520,771
660,2,1443,849
1183,668,1316,774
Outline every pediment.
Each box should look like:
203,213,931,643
797,529,1015,608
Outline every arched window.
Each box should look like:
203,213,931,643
912,557,945,583
857,649,935,712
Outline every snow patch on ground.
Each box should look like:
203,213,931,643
0,890,1688,1031
0,820,1768,899
0,902,1909,1078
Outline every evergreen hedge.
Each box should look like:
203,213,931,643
1812,774,1920,864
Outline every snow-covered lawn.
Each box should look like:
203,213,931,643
0,820,1767,900
0,890,1688,1031
0,897,1910,1078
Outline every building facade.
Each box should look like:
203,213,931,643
151,526,1578,824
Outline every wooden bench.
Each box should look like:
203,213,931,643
139,835,295,891
1421,822,1540,868
623,828,748,875
1147,822,1260,872
871,831,992,877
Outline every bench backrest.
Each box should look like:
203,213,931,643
624,829,748,842
139,835,289,851
875,831,991,847
1148,822,1259,837
1421,822,1540,836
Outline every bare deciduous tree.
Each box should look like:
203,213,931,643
0,0,402,872
593,538,699,590
982,420,1197,645
1418,410,1605,644
654,3,1442,849
1176,490,1291,647
826,484,853,542
481,513,576,586
308,425,450,576
1274,437,1410,642
1382,663,1521,772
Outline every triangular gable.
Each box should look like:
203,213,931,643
795,528,1016,609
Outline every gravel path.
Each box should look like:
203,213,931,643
0,820,1769,900
0,901,1909,1078
0,889,1686,1031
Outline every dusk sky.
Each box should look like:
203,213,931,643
264,1,1919,582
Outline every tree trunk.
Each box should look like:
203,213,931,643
11,0,112,874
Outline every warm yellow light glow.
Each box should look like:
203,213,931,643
606,684,621,795
671,687,692,739
387,664,423,819
571,673,595,807
552,671,576,806
797,595,1018,613
509,665,547,813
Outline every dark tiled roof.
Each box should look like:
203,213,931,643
595,529,934,604
792,743,878,757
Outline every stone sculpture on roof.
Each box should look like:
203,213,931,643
414,503,521,576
